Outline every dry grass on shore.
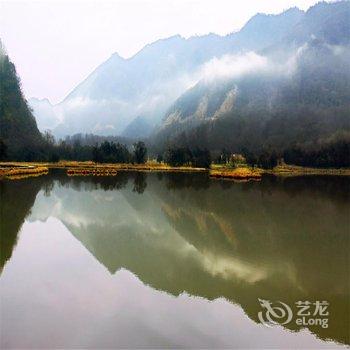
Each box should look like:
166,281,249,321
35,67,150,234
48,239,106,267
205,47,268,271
0,161,208,173
67,168,118,176
0,165,48,179
1,161,349,180
0,161,208,179
266,164,350,176
210,167,262,181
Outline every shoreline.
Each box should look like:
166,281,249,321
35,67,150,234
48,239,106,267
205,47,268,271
0,165,48,180
0,161,349,180
263,164,350,177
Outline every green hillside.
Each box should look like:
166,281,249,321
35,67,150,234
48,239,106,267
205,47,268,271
152,1,350,167
0,42,44,160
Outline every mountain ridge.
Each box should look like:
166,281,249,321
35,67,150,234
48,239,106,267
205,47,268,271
0,42,45,160
152,1,350,155
29,5,306,138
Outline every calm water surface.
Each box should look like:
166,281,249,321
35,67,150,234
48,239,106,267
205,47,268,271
0,171,349,349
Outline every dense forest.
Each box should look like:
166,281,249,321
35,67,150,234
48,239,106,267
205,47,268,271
151,34,350,167
0,42,46,160
0,44,147,163
151,2,350,168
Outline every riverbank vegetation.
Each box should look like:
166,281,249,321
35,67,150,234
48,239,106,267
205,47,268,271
1,124,349,172
210,167,262,180
1,34,350,176
0,165,48,179
1,132,349,180
1,159,349,182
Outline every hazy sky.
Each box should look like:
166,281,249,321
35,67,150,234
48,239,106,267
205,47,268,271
0,0,320,104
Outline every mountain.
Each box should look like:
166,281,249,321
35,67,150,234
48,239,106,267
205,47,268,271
153,1,350,155
285,0,350,46
28,97,60,131
0,42,44,160
30,7,304,138
121,116,153,139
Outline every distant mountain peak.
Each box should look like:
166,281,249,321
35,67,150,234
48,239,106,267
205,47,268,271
240,6,304,33
110,52,125,60
30,1,349,139
29,97,53,105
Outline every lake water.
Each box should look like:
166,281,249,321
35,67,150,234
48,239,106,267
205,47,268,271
1,170,349,349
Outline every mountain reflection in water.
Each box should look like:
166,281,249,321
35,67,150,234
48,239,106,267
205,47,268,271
1,171,349,348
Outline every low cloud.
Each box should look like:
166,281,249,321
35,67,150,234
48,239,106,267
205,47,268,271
92,123,116,133
197,46,312,83
200,52,269,82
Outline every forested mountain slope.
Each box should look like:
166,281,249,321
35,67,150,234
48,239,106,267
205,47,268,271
152,1,350,160
30,7,304,138
0,43,44,160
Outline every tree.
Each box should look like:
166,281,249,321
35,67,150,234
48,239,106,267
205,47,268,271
192,148,211,168
257,150,278,169
43,130,55,146
283,137,350,168
92,145,103,163
242,148,257,168
156,154,163,163
219,148,230,164
101,141,111,159
133,141,147,164
0,45,44,160
113,143,131,163
164,147,192,166
0,138,7,160
49,152,60,163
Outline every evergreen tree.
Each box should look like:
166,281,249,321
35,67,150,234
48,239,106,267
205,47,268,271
0,41,44,160
133,141,147,164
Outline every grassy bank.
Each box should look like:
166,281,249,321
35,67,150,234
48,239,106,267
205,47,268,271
67,168,118,176
210,167,262,181
0,165,48,179
1,161,349,180
264,164,350,176
0,161,208,177
211,163,350,177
